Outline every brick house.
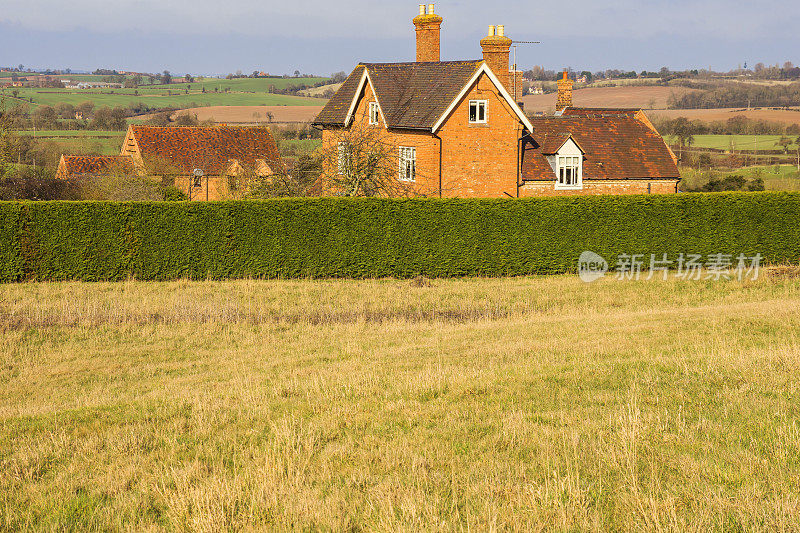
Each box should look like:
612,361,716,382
313,4,679,197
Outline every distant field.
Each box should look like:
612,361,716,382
665,134,800,151
0,86,327,111
150,77,328,92
681,164,800,191
15,130,121,138
522,86,699,112
299,82,344,97
167,105,324,124
18,131,125,156
277,138,322,156
2,276,800,530
649,108,800,126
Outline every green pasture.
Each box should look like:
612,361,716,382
15,130,121,138
277,138,322,156
666,134,800,151
681,164,800,191
0,86,327,110
34,135,124,157
149,76,329,92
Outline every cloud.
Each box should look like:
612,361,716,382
2,0,796,39
0,0,797,73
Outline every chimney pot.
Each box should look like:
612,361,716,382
497,25,505,37
427,4,434,14
487,25,496,37
419,4,425,16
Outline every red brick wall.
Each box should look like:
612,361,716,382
438,73,522,197
520,180,679,197
319,83,441,197
175,175,234,201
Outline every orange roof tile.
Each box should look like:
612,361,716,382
129,125,281,175
59,155,134,178
522,115,680,181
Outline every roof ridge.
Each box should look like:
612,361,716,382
359,59,483,67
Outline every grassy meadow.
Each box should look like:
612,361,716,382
1,275,799,530
0,84,327,110
681,164,800,191
665,134,799,152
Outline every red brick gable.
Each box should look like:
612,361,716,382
314,61,484,130
128,125,281,175
522,115,680,181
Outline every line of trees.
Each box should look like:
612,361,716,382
668,82,800,109
653,116,800,137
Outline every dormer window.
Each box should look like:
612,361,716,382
369,102,380,125
469,100,487,124
556,156,582,189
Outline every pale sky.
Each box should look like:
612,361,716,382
1,0,797,75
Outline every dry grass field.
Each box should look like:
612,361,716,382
522,86,699,113
1,275,800,530
168,105,325,125
649,108,800,126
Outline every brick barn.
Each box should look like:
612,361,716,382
313,4,680,197
57,125,282,201
56,155,135,181
120,125,281,201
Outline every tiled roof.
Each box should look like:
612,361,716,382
539,134,583,155
522,115,680,181
59,155,134,178
313,61,484,130
129,125,280,175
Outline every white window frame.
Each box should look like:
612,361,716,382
469,100,487,124
555,155,583,190
368,102,380,126
337,142,352,175
398,147,416,182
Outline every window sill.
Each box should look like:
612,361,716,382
554,185,584,191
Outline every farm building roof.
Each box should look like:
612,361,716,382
56,155,134,179
313,61,485,130
128,125,281,175
522,115,680,181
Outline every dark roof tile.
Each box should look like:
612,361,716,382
313,61,484,130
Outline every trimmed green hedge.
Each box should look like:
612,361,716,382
1,193,799,282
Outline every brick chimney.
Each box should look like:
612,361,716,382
413,4,443,62
480,25,513,96
556,70,573,112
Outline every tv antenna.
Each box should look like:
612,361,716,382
510,40,542,102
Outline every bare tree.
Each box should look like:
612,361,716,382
317,126,434,197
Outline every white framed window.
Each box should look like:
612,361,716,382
469,100,487,124
399,147,416,182
555,156,583,189
368,102,381,125
338,142,352,175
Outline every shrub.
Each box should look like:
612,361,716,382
1,194,799,282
